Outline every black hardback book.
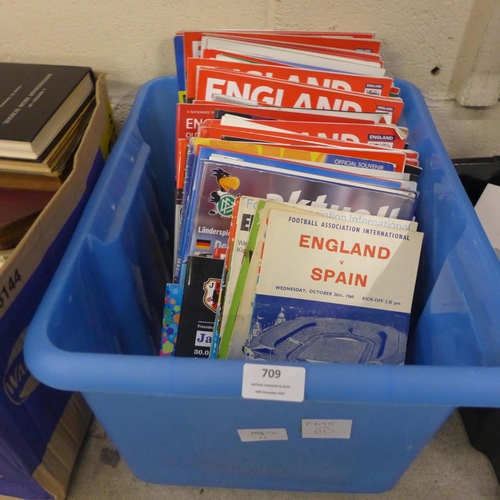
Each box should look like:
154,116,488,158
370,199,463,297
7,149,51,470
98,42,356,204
0,63,94,160
175,256,224,358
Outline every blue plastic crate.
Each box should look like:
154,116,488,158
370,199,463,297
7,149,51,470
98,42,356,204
24,76,500,493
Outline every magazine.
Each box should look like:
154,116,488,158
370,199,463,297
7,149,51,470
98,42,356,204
189,137,414,182
199,36,386,76
217,114,408,149
200,32,382,54
245,208,423,364
194,68,403,122
176,144,417,285
218,199,419,359
174,255,224,358
186,58,395,101
196,123,415,173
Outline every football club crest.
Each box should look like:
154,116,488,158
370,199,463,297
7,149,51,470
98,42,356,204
203,278,221,312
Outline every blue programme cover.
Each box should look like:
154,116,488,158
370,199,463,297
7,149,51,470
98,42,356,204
177,146,417,283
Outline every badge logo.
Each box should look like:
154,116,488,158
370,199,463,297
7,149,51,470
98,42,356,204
203,278,221,312
208,167,240,217
216,193,237,218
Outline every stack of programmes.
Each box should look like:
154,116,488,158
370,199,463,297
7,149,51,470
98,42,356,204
159,29,424,367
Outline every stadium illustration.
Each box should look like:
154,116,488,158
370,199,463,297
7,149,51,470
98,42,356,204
245,304,408,364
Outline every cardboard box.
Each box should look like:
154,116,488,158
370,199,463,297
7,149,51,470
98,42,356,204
0,71,114,500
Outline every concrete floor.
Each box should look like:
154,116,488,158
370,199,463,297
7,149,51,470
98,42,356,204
66,410,500,500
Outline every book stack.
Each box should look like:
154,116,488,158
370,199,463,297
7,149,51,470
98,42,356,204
0,62,95,257
160,30,423,365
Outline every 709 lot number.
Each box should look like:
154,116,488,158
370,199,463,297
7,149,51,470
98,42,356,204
262,368,281,379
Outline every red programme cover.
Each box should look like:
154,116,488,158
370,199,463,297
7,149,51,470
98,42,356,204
175,101,389,148
197,50,399,98
180,29,377,63
199,32,381,53
186,58,395,101
174,101,399,192
198,37,385,76
200,35,382,62
216,116,408,149
194,68,404,122
196,124,411,173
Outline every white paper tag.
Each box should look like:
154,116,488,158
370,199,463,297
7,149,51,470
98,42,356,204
302,419,352,439
238,428,289,442
241,364,306,402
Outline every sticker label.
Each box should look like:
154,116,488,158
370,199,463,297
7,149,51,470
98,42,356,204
238,428,288,442
242,364,306,402
302,419,352,439
195,329,213,347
